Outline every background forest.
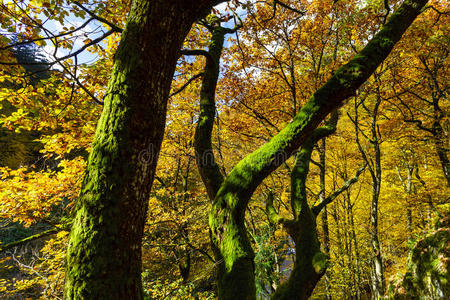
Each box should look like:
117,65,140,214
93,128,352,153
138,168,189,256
0,0,448,299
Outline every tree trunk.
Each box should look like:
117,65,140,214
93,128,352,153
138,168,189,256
370,102,385,300
355,93,385,299
319,140,333,300
348,191,362,300
63,1,221,299
270,138,329,300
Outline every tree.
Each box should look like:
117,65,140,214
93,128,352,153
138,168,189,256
190,0,429,298
267,112,365,300
63,1,228,299
352,83,386,299
0,0,436,299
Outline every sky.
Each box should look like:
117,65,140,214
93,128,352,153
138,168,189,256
1,1,247,70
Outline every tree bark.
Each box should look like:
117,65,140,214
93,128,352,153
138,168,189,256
63,1,224,299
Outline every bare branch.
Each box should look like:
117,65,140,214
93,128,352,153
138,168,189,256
0,18,95,51
264,0,305,22
312,164,367,215
0,29,116,66
169,73,204,98
73,1,123,33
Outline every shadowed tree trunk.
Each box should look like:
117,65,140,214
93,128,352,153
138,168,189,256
63,1,227,299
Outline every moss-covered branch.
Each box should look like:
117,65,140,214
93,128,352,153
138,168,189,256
208,2,428,298
203,1,429,299
290,111,338,216
269,116,338,299
265,191,287,225
215,0,429,207
0,227,62,253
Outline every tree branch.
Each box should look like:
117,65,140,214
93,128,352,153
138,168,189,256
169,73,204,98
216,0,428,210
264,0,305,22
265,191,286,225
0,227,62,253
73,1,123,33
312,164,367,216
0,18,95,51
180,49,212,61
194,24,228,201
0,29,116,66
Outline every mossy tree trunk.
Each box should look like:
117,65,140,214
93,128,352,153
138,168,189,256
193,1,428,299
268,121,338,300
63,1,226,299
192,17,255,299
267,112,366,299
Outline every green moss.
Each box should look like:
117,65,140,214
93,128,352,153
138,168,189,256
312,252,328,274
388,217,449,299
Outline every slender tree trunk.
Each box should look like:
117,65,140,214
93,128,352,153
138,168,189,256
370,110,385,300
319,140,333,300
63,1,221,299
396,157,416,240
332,201,347,299
347,191,362,300
355,93,385,299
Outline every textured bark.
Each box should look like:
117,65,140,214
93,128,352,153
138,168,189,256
63,1,224,299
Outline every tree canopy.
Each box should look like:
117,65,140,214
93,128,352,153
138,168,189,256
0,0,448,299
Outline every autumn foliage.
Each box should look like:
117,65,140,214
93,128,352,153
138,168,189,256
0,0,448,299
